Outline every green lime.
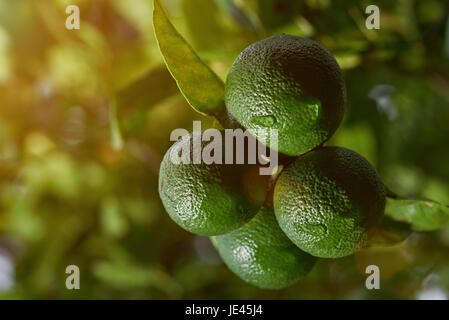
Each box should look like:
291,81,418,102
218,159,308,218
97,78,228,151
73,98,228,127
216,205,317,289
159,131,263,236
225,34,346,156
273,146,386,258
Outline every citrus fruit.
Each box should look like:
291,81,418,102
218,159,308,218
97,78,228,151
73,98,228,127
273,146,386,258
225,34,346,156
216,205,317,289
159,131,264,236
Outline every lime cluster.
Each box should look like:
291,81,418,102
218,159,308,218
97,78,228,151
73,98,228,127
159,34,387,289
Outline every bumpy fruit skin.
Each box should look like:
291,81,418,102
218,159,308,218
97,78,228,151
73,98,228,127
273,146,386,258
216,205,317,289
225,34,346,156
159,131,261,236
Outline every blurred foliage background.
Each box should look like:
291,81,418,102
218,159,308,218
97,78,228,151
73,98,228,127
0,0,448,299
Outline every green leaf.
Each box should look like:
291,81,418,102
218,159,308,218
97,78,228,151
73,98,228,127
209,236,218,249
109,99,124,150
385,196,449,231
116,67,178,136
445,15,449,58
258,0,301,30
182,0,224,51
153,0,226,116
366,216,412,247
